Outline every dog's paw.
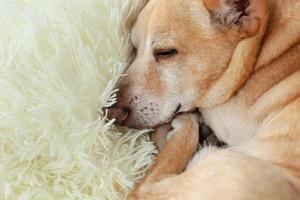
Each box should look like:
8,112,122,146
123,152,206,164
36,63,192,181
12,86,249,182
166,113,200,141
151,124,172,151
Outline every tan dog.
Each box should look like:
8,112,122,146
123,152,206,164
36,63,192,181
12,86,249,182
108,0,300,199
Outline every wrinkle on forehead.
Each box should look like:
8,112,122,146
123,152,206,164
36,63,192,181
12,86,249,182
131,0,214,50
187,0,214,29
147,0,214,41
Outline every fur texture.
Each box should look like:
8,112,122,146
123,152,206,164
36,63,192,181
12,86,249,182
0,0,155,199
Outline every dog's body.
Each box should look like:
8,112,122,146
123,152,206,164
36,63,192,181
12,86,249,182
108,0,300,199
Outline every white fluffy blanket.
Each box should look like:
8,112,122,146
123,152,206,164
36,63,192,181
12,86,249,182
0,0,156,199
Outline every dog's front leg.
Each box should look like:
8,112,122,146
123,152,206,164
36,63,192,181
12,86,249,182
128,113,200,200
150,123,172,152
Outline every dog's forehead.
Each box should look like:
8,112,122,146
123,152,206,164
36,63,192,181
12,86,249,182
131,0,212,46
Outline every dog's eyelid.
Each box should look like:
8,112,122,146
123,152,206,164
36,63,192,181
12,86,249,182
153,48,178,61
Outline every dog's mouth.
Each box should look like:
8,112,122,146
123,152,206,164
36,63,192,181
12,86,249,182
167,103,194,122
170,103,198,120
173,104,182,115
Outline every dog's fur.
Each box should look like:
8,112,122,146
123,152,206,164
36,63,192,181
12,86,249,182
108,0,300,199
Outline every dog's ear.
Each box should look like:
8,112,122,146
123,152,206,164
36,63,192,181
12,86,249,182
201,0,268,107
203,0,267,37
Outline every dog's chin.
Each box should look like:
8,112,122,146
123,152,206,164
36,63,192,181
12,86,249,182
128,118,172,130
124,113,179,130
124,104,197,129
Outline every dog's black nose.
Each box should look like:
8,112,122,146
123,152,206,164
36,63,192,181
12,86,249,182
106,104,131,125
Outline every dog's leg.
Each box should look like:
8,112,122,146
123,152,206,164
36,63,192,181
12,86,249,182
128,113,200,199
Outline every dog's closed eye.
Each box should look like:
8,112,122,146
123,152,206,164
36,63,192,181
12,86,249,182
153,49,178,61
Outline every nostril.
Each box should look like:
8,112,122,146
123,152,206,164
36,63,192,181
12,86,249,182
106,105,131,125
122,107,131,116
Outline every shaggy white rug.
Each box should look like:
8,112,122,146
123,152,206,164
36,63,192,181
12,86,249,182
0,0,156,199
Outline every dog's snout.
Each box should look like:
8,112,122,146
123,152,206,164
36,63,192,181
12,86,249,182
106,105,131,125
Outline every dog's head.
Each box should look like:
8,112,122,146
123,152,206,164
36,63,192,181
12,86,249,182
107,0,268,129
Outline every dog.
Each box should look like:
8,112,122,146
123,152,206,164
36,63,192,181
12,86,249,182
107,0,300,199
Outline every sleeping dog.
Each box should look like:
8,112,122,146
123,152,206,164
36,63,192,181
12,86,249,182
107,0,300,199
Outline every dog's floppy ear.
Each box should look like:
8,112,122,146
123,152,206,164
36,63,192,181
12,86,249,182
200,0,268,107
203,0,266,37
